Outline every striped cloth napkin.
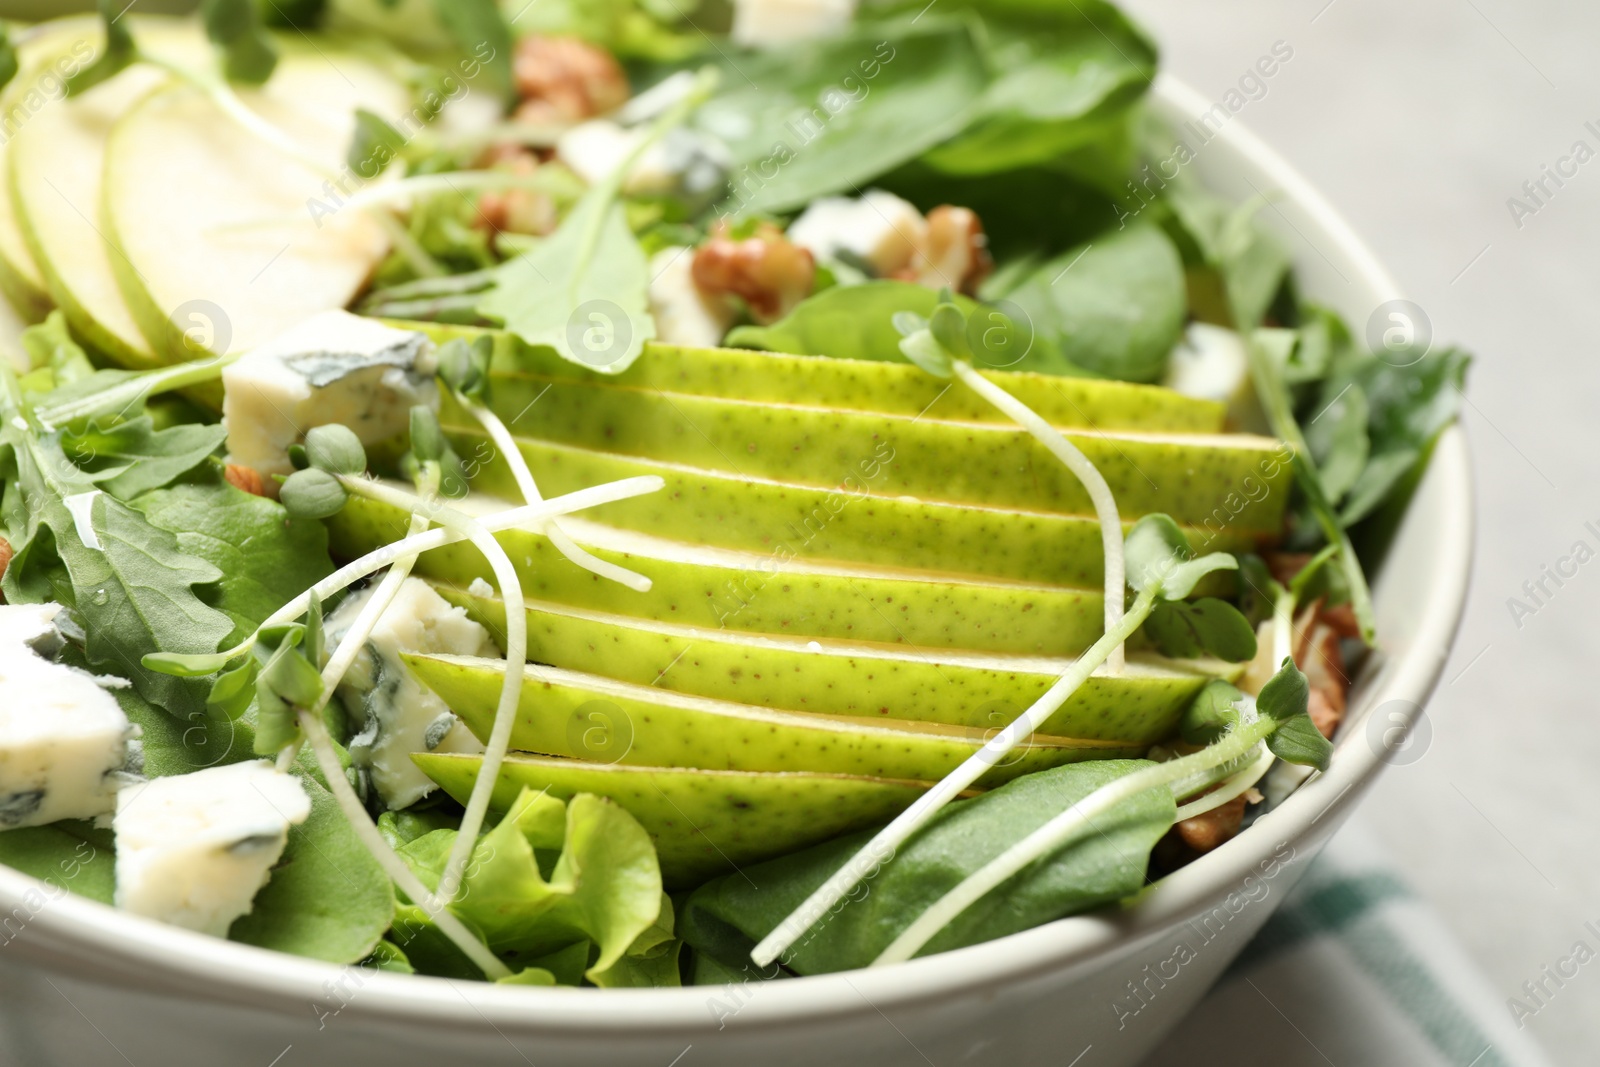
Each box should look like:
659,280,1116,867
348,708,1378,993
1140,825,1555,1067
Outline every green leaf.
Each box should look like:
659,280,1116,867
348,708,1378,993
66,0,138,96
437,336,492,399
432,0,513,97
1004,223,1186,383
475,193,654,374
1143,598,1257,662
281,468,350,519
1,431,233,724
497,967,559,986
304,424,367,476
20,310,95,388
0,25,19,95
229,771,396,963
1123,513,1191,594
361,939,415,974
1163,182,1290,331
1267,712,1333,772
347,108,407,180
1161,552,1239,601
1177,679,1245,746
906,0,1157,176
201,0,279,83
681,759,1174,975
0,820,115,905
1256,658,1310,723
131,475,333,646
897,329,953,379
62,418,227,499
1303,380,1369,505
694,22,987,213
398,790,665,980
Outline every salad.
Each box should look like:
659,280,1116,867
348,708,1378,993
0,0,1470,990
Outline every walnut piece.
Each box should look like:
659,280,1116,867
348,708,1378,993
896,205,992,295
473,148,557,237
224,464,268,498
1176,795,1247,853
513,35,629,124
691,222,816,324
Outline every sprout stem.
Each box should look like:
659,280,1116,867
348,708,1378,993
457,394,651,592
294,706,511,979
870,715,1277,967
950,360,1127,673
335,478,528,907
749,584,1160,970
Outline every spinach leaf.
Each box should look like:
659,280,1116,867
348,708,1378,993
0,431,234,723
229,771,395,964
1002,222,1185,382
113,663,252,777
131,474,334,646
476,191,654,374
1163,182,1289,331
683,760,1173,975
0,820,115,905
899,0,1157,176
62,418,227,500
694,21,987,214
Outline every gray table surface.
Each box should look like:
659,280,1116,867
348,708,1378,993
1118,2,1598,1063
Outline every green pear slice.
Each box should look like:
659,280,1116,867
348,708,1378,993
439,428,1256,586
445,384,1291,530
413,751,933,886
9,20,208,367
432,585,1229,742
405,654,1141,784
409,323,1227,433
327,493,1111,656
104,49,409,359
0,18,98,321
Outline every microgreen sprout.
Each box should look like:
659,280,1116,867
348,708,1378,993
750,513,1252,968
869,658,1331,966
437,336,652,593
893,293,1129,671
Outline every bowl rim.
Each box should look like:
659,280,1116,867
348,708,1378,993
0,73,1476,1037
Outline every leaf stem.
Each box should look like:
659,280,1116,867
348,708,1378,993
749,584,1160,969
334,477,528,907
950,359,1127,673
870,715,1277,967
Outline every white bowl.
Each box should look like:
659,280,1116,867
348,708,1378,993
0,75,1473,1067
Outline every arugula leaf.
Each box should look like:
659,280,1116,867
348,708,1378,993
1,430,233,723
475,191,655,374
1003,223,1186,383
229,771,396,963
201,0,279,84
0,820,115,905
682,759,1174,975
131,475,334,645
19,311,96,392
66,0,139,96
62,418,227,499
693,22,987,214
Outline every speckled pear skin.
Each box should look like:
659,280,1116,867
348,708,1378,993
448,384,1292,532
436,430,1259,588
409,323,1227,433
403,653,1141,785
434,586,1222,744
326,496,1111,656
412,751,931,887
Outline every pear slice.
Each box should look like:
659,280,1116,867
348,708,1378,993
432,585,1229,742
327,492,1113,656
438,428,1257,586
405,653,1141,784
410,323,1227,433
413,751,933,887
103,48,409,359
0,17,98,321
9,19,208,367
444,384,1292,530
